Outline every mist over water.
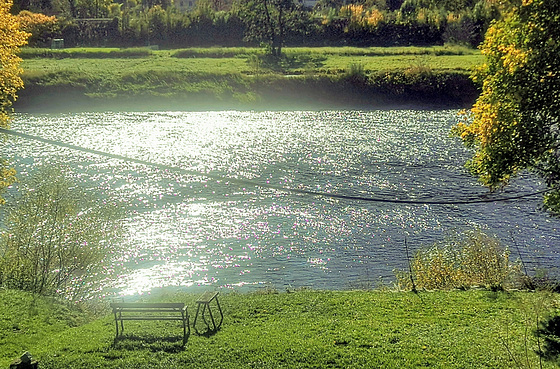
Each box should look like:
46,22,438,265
3,110,558,296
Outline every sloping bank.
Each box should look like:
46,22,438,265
15,70,478,113
0,288,553,368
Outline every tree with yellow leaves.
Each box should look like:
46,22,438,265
0,0,29,203
454,0,560,215
17,10,57,47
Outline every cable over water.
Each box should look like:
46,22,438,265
0,127,549,205
3,110,557,294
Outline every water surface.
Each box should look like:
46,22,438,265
3,110,558,295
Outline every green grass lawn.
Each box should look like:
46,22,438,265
22,57,252,78
318,54,482,73
21,46,482,77
1,288,556,368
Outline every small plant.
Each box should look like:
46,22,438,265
404,55,433,77
536,314,560,366
344,62,367,83
396,229,523,291
0,166,125,300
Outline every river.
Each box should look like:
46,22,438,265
3,110,558,296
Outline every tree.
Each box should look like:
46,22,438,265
238,0,302,56
454,0,560,215
0,0,29,204
0,167,125,299
17,10,58,47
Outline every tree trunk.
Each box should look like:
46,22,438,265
275,5,284,57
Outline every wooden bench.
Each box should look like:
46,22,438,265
110,302,190,344
192,291,223,333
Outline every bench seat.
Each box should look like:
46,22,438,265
110,302,190,344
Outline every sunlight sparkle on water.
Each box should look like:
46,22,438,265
4,110,558,296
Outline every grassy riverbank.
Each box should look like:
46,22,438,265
16,46,482,112
1,288,556,368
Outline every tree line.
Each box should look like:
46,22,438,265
11,0,502,50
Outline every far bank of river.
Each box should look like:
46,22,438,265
15,72,479,113
15,46,481,112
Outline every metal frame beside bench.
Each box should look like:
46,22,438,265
193,291,223,333
110,302,190,344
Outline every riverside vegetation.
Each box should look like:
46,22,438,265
15,45,482,111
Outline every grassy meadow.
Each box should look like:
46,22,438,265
20,46,482,76
16,46,482,111
1,288,558,368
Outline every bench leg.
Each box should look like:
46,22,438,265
113,311,119,337
194,300,222,333
206,304,216,331
216,298,224,328
200,303,211,328
113,311,124,337
193,303,202,329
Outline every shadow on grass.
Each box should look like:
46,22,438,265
112,333,187,353
260,54,327,72
194,326,220,338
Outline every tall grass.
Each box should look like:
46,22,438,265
396,229,524,291
283,45,477,57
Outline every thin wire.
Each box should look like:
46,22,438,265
0,127,551,205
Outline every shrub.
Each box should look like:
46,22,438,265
344,62,367,84
16,11,58,47
536,314,560,365
396,229,523,290
0,167,124,300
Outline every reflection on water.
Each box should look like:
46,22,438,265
3,110,558,296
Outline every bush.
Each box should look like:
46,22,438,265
0,167,124,300
16,11,58,47
344,62,367,84
536,315,560,365
396,229,523,290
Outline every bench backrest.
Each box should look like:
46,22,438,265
111,302,185,310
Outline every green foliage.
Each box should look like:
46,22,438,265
454,0,560,215
238,0,309,56
13,0,503,48
396,229,522,290
536,314,560,365
344,62,367,83
0,167,125,300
